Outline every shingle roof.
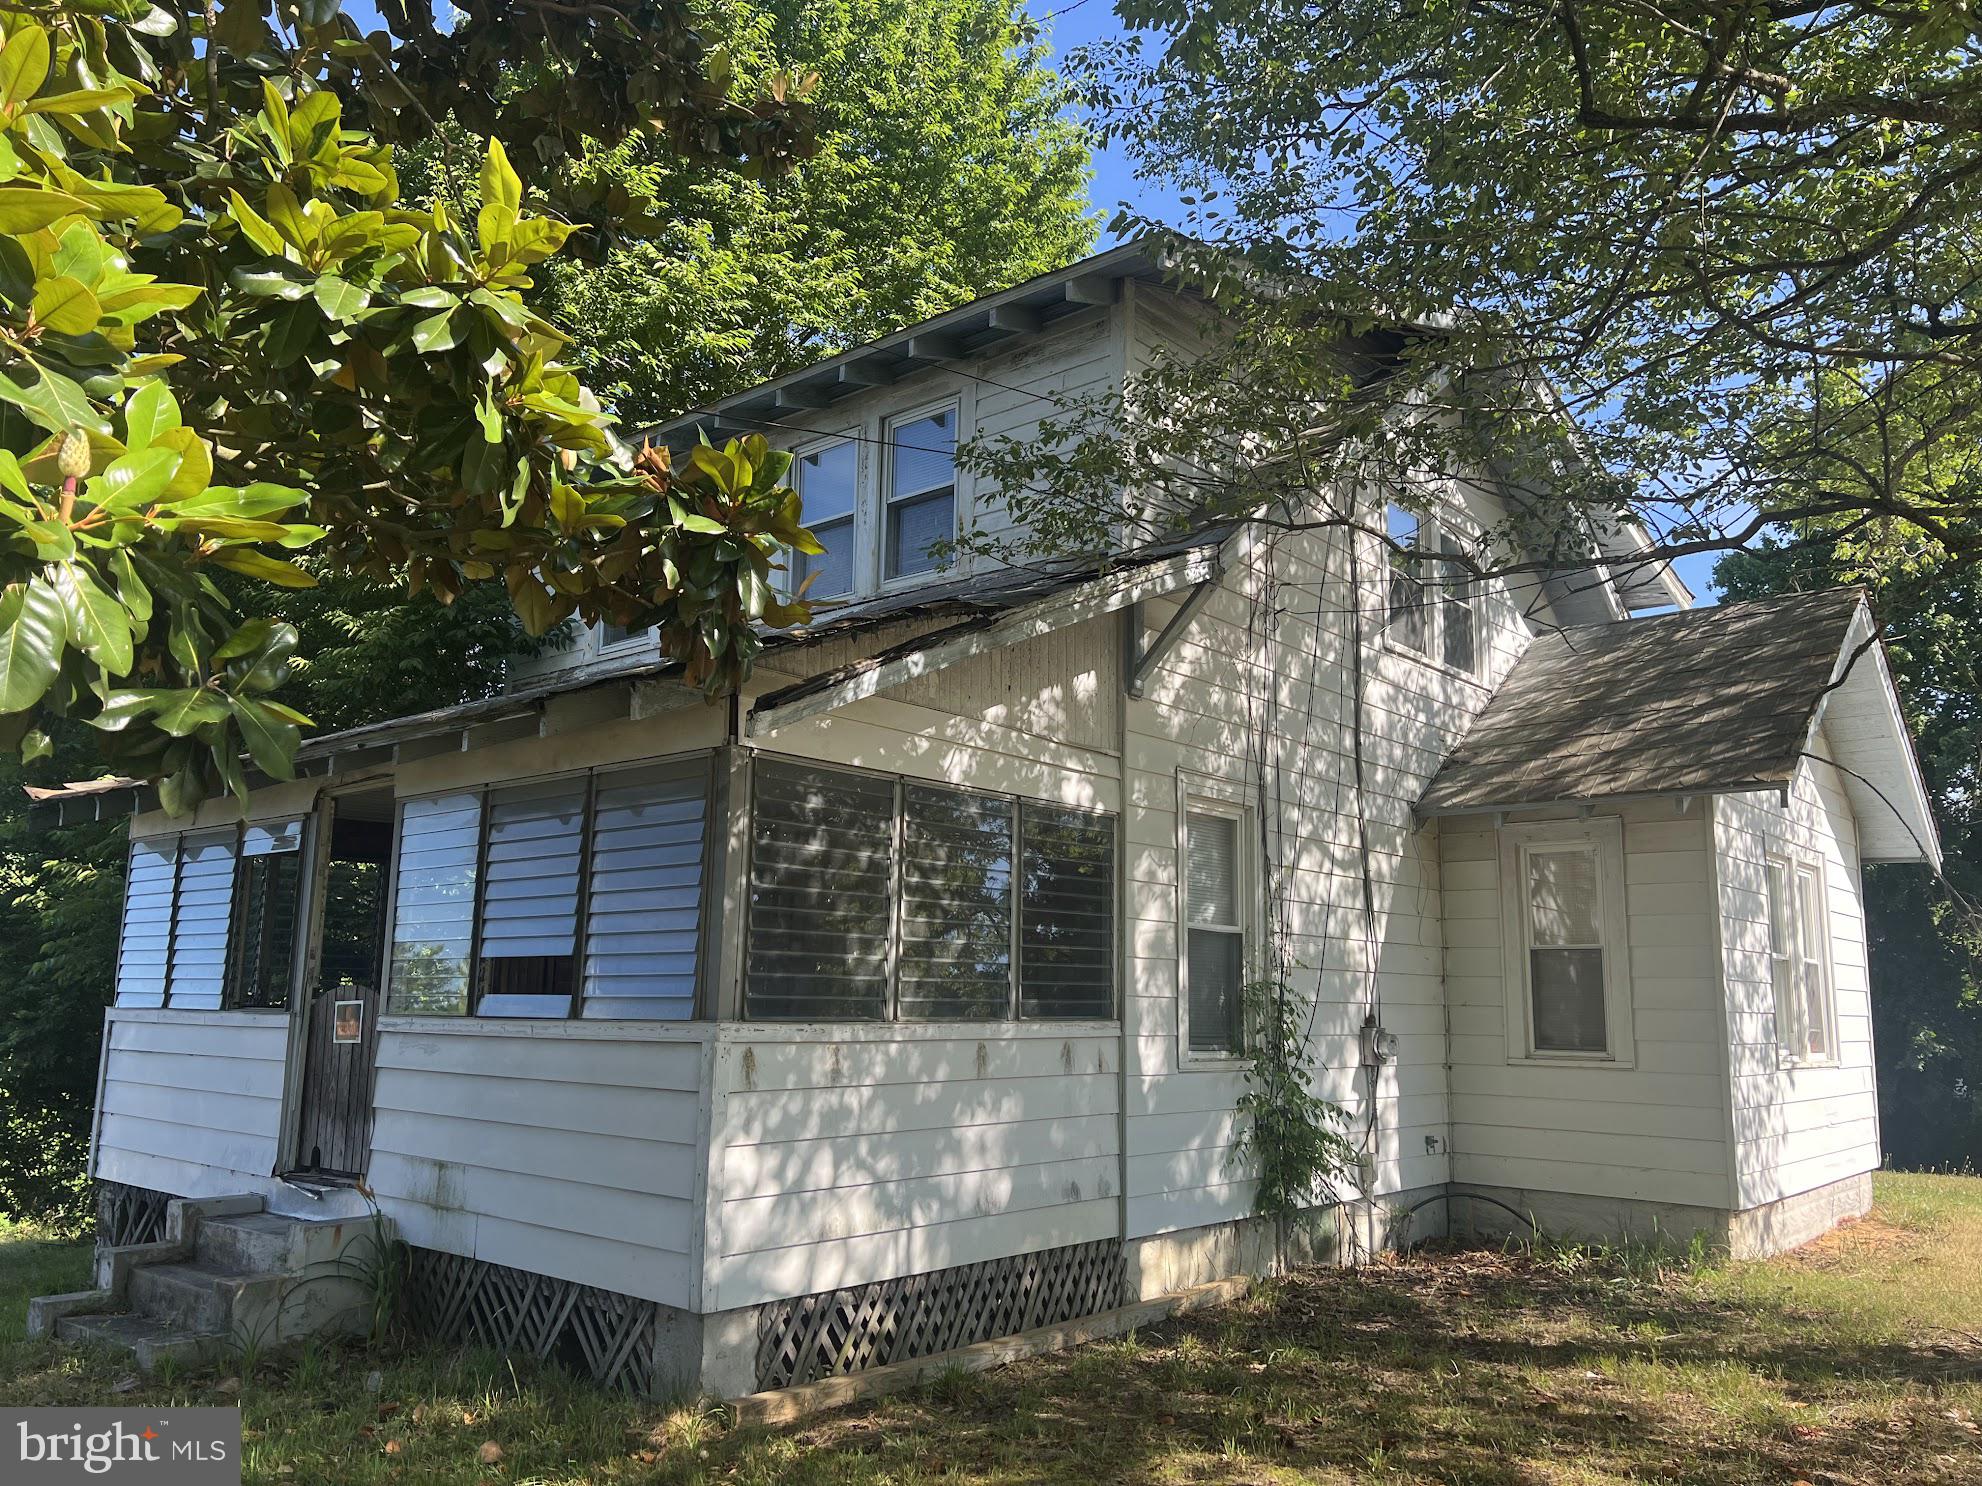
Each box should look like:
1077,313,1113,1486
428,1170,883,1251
1416,587,1869,815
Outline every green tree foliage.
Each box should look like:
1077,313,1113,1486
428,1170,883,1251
1719,540,1982,1169
0,3,822,815
534,0,1095,423
983,1,1982,583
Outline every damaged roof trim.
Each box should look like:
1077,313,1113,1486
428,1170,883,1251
747,542,1225,739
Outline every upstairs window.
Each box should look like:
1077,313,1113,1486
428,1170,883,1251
792,438,857,598
387,756,710,1020
745,758,1116,1022
885,406,957,580
1500,818,1633,1064
1184,806,1247,1055
1383,501,1481,676
1766,855,1836,1062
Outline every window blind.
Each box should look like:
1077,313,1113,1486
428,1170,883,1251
387,791,482,1014
476,778,586,1017
747,760,897,1019
115,838,176,1008
583,759,707,1020
899,784,1014,1019
1018,803,1116,1019
162,832,235,1010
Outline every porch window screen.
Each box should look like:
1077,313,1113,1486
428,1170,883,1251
583,759,708,1020
226,823,305,1010
899,784,1014,1019
1185,810,1244,1053
114,838,177,1008
1019,804,1117,1019
1525,844,1607,1053
475,779,586,1017
746,760,896,1019
387,791,482,1015
164,831,236,1010
745,760,1117,1022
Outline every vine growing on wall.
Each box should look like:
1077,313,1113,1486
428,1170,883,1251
1232,969,1360,1220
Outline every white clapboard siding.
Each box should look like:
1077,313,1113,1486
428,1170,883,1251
94,1009,289,1196
1438,802,1734,1211
367,1023,710,1308
705,1026,1121,1311
1117,487,1545,1241
1713,731,1879,1210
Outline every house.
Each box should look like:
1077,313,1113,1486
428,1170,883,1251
27,243,1939,1397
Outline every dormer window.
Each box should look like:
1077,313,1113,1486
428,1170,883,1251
792,438,858,598
885,404,957,581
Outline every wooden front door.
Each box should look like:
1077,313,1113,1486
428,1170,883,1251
291,807,392,1180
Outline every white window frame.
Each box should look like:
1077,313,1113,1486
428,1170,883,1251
787,428,863,601
880,396,962,591
1380,498,1486,681
1767,851,1838,1066
1177,772,1257,1066
1498,817,1634,1067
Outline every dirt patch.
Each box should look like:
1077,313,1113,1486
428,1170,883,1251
1785,1212,1920,1271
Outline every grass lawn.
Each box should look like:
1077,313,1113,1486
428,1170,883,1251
3,1173,1979,1484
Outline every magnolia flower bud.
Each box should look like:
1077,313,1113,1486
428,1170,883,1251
56,428,91,481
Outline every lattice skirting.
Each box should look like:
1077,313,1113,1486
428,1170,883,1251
756,1237,1126,1390
400,1247,666,1397
95,1180,169,1249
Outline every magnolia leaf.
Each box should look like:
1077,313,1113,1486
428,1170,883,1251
25,88,138,117
156,759,203,818
0,187,89,234
228,189,288,257
108,546,151,623
0,580,64,713
312,274,368,320
0,366,110,436
123,380,181,449
51,560,135,674
19,726,50,762
32,275,101,334
0,23,50,111
207,547,317,588
478,135,522,250
230,265,310,300
230,695,298,779
152,426,211,500
151,686,231,736
87,446,178,510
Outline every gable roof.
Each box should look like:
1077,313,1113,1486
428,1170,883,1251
1416,587,1940,867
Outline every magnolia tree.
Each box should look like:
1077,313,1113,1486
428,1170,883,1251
0,1,822,815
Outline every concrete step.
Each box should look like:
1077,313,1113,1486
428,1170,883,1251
194,1211,297,1274
126,1260,287,1336
55,1312,229,1370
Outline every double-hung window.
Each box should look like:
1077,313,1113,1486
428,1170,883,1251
1183,805,1247,1055
387,756,710,1020
744,758,1116,1022
885,406,957,581
1765,854,1836,1063
1500,818,1632,1063
1383,500,1480,676
791,438,857,598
